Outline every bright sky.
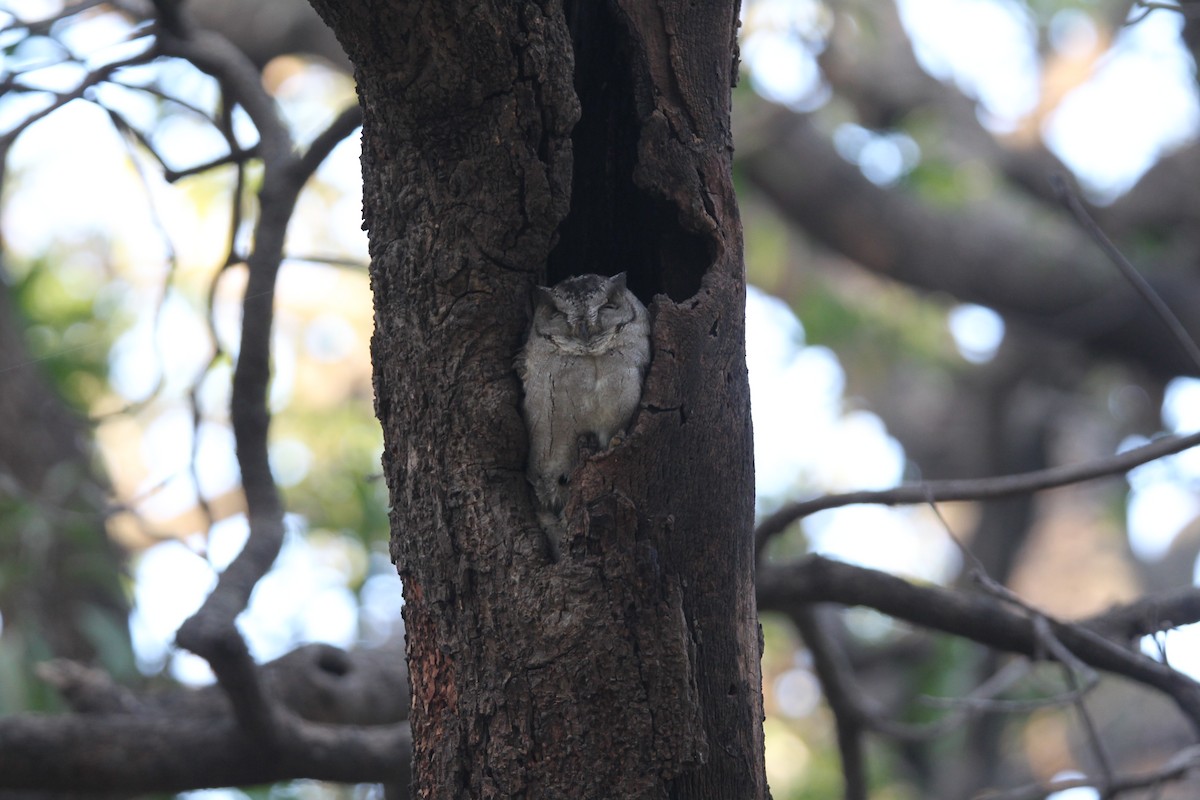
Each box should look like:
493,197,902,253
4,3,1200,752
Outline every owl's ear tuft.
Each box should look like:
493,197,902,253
608,272,628,292
535,286,556,307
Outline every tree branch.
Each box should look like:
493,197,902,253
0,713,410,792
980,744,1200,800
1052,174,1200,374
791,607,868,800
738,105,1200,378
756,429,1200,553
757,556,1200,735
39,643,409,725
816,1,1072,209
1085,585,1200,642
152,26,370,742
0,49,158,147
156,24,305,738
294,104,363,182
0,642,410,792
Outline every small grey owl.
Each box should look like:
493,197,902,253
517,272,651,532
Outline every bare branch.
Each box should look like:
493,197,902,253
738,106,1200,378
151,29,370,746
756,429,1200,554
1052,174,1200,375
815,1,1072,209
120,79,220,125
286,253,370,271
1032,617,1114,791
792,608,868,800
163,146,259,182
0,49,158,146
0,642,412,792
41,643,409,725
1086,586,1200,642
757,557,1200,734
294,104,363,183
154,23,303,737
156,30,292,161
979,744,1200,800
1,0,109,35
0,712,411,792
913,660,1076,717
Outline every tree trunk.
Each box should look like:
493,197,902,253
309,1,765,797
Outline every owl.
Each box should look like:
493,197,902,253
517,272,651,542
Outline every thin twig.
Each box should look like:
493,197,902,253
186,367,219,539
0,48,158,145
164,146,259,182
121,80,218,123
978,744,1200,800
293,104,363,182
755,429,1200,555
1084,584,1200,644
1030,617,1113,793
792,608,869,800
917,660,1089,715
104,105,174,409
1,0,109,35
158,30,292,161
1051,173,1200,375
931,504,1102,721
285,253,370,271
105,106,171,174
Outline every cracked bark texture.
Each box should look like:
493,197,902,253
308,1,765,798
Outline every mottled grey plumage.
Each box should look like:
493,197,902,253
517,273,651,543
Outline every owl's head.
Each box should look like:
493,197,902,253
533,272,641,354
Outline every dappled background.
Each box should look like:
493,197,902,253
2,0,1200,797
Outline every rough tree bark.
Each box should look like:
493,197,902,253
308,1,765,797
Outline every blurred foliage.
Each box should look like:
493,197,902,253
275,403,386,554
7,243,121,413
743,188,966,412
0,239,136,710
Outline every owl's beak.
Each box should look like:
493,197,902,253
572,320,592,340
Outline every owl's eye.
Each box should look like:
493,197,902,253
601,302,618,311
